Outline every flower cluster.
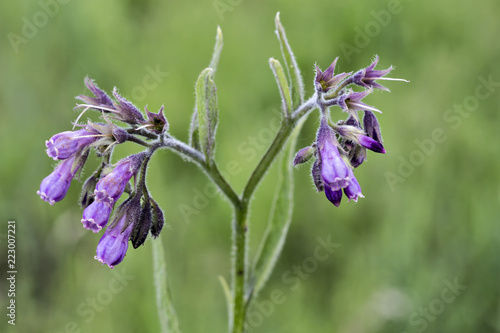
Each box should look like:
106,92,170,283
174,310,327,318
38,77,166,268
294,56,403,207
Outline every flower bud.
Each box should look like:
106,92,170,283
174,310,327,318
150,199,165,238
293,146,315,166
130,200,152,249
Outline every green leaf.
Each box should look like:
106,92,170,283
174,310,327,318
195,68,219,163
248,116,306,303
189,27,223,150
275,12,304,110
152,236,181,333
209,26,224,74
269,58,292,119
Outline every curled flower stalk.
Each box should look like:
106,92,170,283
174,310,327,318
37,13,406,333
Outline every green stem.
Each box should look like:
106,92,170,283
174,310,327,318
231,205,248,333
232,99,316,333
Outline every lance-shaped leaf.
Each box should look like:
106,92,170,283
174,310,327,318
152,236,181,333
209,26,224,76
247,116,306,304
189,27,223,150
275,12,304,110
195,68,219,163
269,58,292,119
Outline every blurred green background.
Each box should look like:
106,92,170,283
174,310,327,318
1,0,499,332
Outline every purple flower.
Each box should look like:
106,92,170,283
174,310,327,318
94,153,146,205
315,57,351,93
46,128,101,160
363,110,383,143
141,105,169,134
338,89,381,116
81,201,113,233
111,88,145,125
344,167,363,202
76,76,114,108
333,124,386,154
95,195,141,268
37,154,82,205
316,120,364,207
317,121,350,191
95,214,134,268
352,55,407,92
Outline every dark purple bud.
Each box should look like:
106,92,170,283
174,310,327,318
293,146,315,166
80,173,99,208
112,88,145,124
37,155,82,205
315,58,351,93
76,76,114,108
349,146,367,168
311,159,324,192
130,201,152,249
325,187,342,207
94,153,146,205
343,168,364,202
142,105,169,134
363,110,383,143
358,135,385,154
46,128,100,160
150,199,165,238
81,200,113,233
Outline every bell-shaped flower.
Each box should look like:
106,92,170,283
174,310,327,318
37,154,85,205
94,152,146,205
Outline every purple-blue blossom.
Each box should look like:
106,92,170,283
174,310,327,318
94,153,146,206
81,201,113,233
37,155,83,205
46,128,101,160
95,214,134,268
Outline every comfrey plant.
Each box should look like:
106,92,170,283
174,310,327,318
38,14,406,333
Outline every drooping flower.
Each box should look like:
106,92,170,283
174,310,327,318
37,154,86,205
46,128,102,160
333,124,385,154
95,194,142,268
81,200,113,233
315,119,363,207
94,153,146,205
314,57,351,93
